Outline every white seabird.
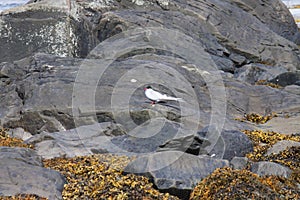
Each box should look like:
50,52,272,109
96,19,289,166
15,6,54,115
144,86,183,104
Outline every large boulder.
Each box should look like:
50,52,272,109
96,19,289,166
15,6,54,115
259,115,300,135
266,140,300,156
225,79,300,117
270,71,300,86
157,132,211,155
26,122,128,159
0,3,84,63
1,0,300,136
0,0,300,198
251,161,292,178
0,147,65,199
197,126,254,160
234,63,287,84
169,0,300,70
124,151,229,199
1,0,300,70
230,0,300,44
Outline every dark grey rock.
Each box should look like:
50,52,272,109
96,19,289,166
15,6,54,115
2,0,299,71
0,83,23,125
1,53,205,134
111,118,199,154
235,63,287,84
225,78,300,116
198,126,253,161
270,71,300,87
284,85,300,95
0,0,300,198
211,55,235,72
251,161,292,178
230,156,248,170
0,147,42,166
259,115,300,135
26,122,128,159
171,0,300,70
230,0,300,44
157,133,211,155
266,140,300,156
229,53,247,65
0,147,65,199
124,151,229,199
1,0,300,136
0,8,80,63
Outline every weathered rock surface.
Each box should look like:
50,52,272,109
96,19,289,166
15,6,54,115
1,0,300,135
225,79,300,118
230,156,248,170
251,161,292,178
0,6,82,63
198,126,253,160
266,140,300,156
270,71,300,86
1,0,300,68
235,63,287,84
157,132,211,155
0,147,41,166
259,115,300,135
1,0,300,199
26,122,128,159
124,151,229,199
7,128,33,141
284,85,300,95
0,147,65,199
230,0,300,44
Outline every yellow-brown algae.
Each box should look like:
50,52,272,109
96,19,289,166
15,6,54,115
0,194,47,200
0,127,33,149
255,80,281,88
236,113,277,124
43,154,179,200
190,167,300,200
243,130,300,163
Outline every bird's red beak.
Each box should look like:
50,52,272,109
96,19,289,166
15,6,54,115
144,88,147,91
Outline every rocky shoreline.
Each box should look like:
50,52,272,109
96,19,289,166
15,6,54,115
0,0,300,199
0,126,299,199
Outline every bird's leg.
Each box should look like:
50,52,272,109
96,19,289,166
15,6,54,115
151,101,156,106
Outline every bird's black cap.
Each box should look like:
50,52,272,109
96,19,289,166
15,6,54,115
146,86,152,89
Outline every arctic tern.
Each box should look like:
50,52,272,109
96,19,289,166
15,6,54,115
144,86,183,104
